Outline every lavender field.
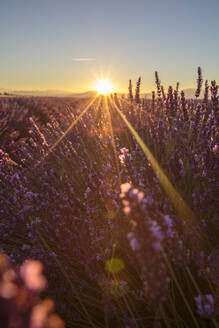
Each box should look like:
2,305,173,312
0,71,218,327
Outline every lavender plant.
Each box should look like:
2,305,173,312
0,68,218,327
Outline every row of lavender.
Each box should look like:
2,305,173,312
0,71,218,327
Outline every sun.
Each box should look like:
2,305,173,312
93,79,115,95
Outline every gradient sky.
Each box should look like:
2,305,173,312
0,0,219,93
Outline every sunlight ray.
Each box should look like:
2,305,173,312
109,97,199,230
35,95,98,168
118,95,144,130
104,96,121,185
93,94,102,122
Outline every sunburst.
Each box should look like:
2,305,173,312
93,79,115,95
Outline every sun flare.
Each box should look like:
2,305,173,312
93,79,115,95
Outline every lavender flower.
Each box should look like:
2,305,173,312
195,294,215,317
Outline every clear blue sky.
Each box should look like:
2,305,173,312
0,0,218,92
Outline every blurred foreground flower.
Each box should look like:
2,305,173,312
0,253,64,328
120,183,170,303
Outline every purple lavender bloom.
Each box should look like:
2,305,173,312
195,294,215,317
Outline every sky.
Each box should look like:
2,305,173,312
0,0,219,93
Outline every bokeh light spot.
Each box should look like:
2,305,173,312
105,258,125,273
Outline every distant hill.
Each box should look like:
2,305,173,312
0,88,97,98
0,88,207,99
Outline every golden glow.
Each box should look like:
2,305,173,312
93,79,115,95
